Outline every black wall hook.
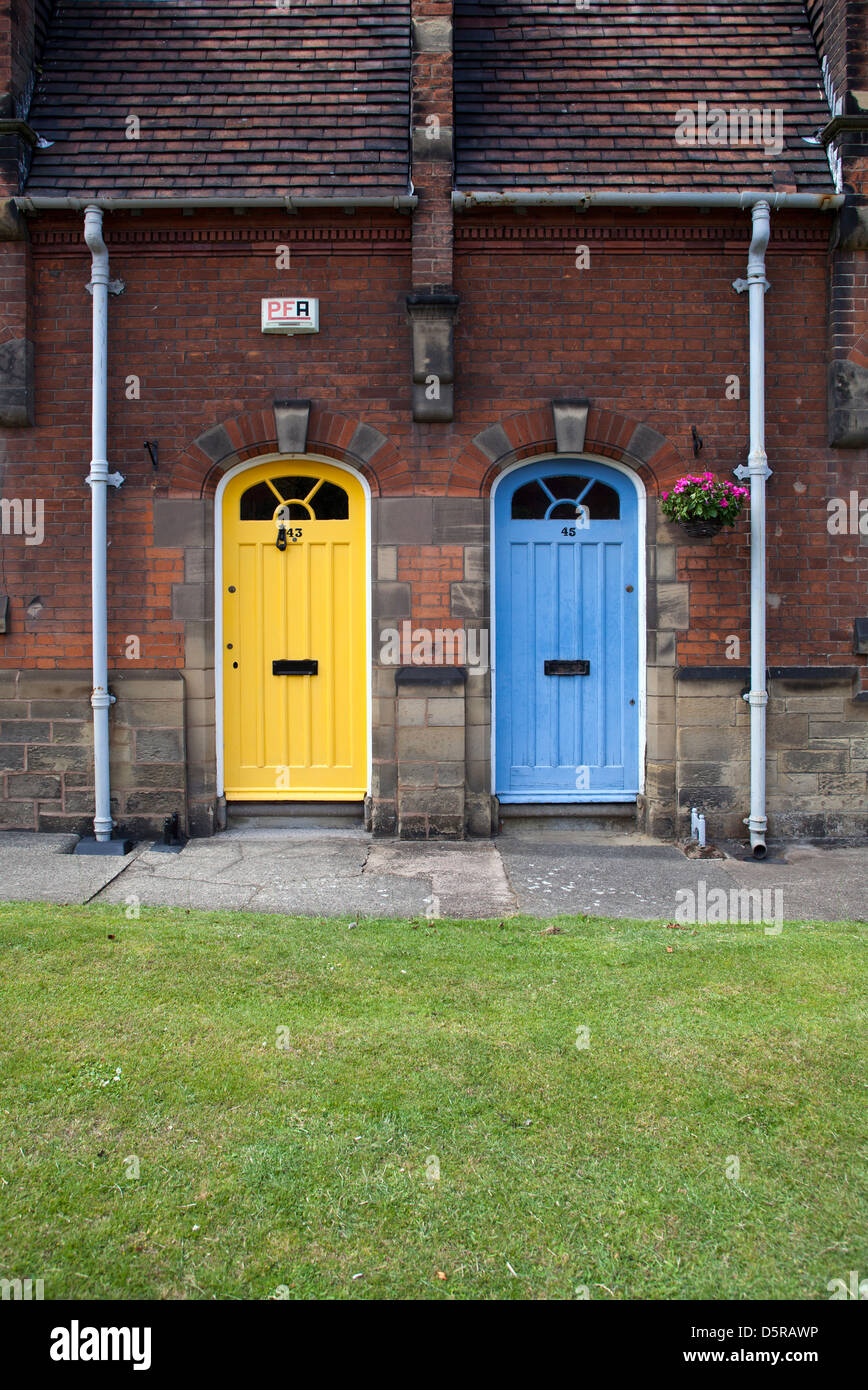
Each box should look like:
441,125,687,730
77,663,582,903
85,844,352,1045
144,441,159,470
691,426,704,458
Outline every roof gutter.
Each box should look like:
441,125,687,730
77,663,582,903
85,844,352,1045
452,189,843,211
16,194,418,213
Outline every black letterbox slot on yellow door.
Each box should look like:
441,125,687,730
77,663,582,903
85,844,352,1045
273,660,319,676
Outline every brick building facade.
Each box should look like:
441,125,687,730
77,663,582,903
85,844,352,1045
1,1,867,847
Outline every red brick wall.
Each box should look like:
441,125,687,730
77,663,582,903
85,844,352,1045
1,206,866,678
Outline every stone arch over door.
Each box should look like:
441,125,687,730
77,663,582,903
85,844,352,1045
450,403,689,839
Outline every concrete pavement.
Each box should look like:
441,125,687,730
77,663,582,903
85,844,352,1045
0,825,865,921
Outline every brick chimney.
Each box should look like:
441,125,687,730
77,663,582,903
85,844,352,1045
406,0,458,422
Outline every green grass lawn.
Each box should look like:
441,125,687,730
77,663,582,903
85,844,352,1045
0,902,864,1300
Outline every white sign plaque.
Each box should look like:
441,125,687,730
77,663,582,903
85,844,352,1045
261,297,320,335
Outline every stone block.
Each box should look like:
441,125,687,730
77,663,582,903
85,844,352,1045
29,699,89,720
27,744,89,772
426,698,464,726
466,759,489,792
465,724,488,763
676,697,738,727
817,773,867,797
0,719,50,741
397,726,464,761
7,773,61,799
766,714,810,749
677,726,747,761
171,583,208,622
654,545,677,583
626,422,667,465
153,498,208,549
193,423,235,467
125,790,185,815
375,497,433,545
398,788,464,817
785,695,844,714
828,358,868,448
412,16,452,50
273,398,310,454
397,699,427,726
472,424,511,463
0,800,35,829
372,582,411,618
647,724,675,761
432,498,486,546
780,748,848,774
0,337,34,426
372,762,397,798
134,729,183,763
552,398,590,453
450,581,487,619
372,726,395,760
50,722,92,745
649,631,677,666
652,582,690,631
464,545,487,582
648,667,676,698
182,620,214,671
349,422,387,464
0,743,26,770
377,546,397,581
182,669,216,700
118,699,184,728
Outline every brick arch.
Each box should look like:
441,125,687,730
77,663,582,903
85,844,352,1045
167,404,408,498
446,405,686,498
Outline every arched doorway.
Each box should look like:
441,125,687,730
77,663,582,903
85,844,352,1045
217,456,370,801
492,456,644,802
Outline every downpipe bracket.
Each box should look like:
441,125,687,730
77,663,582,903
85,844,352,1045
734,462,772,483
732,275,770,294
86,278,125,296
86,470,125,489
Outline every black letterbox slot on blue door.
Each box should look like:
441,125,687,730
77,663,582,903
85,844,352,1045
544,659,590,676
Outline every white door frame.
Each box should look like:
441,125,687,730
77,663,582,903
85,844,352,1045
489,451,647,799
213,452,373,800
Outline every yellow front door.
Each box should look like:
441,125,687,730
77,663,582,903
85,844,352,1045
221,459,367,800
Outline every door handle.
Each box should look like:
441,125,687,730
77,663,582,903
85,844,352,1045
273,660,318,676
544,660,590,676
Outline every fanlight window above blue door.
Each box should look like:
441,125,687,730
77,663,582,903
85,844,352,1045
511,474,621,521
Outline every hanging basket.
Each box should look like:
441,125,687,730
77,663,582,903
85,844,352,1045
661,473,749,539
681,519,724,540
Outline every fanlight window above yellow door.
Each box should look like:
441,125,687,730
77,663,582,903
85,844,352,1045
239,475,350,521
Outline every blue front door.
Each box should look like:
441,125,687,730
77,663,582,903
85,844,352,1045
494,459,640,802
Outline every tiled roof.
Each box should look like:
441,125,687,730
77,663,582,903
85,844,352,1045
454,0,835,192
25,1,411,199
